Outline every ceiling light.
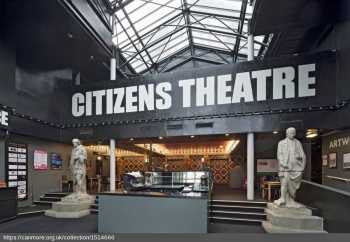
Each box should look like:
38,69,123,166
129,138,134,141
273,131,279,134
225,133,230,137
190,135,195,138
306,129,318,139
159,136,163,140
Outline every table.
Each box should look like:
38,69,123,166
264,181,281,201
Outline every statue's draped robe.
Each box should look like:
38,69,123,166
277,138,306,197
70,145,88,193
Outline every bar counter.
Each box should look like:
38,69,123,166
98,189,208,233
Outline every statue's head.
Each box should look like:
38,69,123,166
286,127,296,140
72,138,81,148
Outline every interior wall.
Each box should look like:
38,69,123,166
322,129,350,192
0,137,6,181
254,133,313,181
312,20,350,102
115,155,240,185
7,135,72,207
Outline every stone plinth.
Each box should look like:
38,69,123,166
262,203,326,233
45,193,94,218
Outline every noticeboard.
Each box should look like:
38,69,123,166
6,142,28,200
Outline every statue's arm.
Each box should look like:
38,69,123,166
298,141,306,170
70,151,74,167
277,142,287,168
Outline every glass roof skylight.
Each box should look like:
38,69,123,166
108,0,269,74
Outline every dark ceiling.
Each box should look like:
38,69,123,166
251,0,350,58
1,0,110,83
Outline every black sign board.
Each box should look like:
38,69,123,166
65,51,336,125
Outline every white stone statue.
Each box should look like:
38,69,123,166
61,138,93,202
274,127,306,208
45,138,94,218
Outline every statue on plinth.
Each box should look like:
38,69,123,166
274,127,306,208
45,138,94,218
262,128,325,233
62,138,93,202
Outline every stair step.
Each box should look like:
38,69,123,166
34,200,53,205
17,210,46,218
210,200,267,207
209,216,263,225
40,196,62,202
209,204,265,212
90,204,98,209
90,209,98,214
44,192,69,198
210,210,266,216
210,210,266,220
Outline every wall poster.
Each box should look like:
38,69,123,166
322,154,328,166
343,153,350,169
50,153,63,169
34,150,48,170
6,142,28,200
257,159,279,173
329,153,337,168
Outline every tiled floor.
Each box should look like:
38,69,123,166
0,214,264,233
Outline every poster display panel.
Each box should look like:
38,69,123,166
34,150,48,170
6,142,28,200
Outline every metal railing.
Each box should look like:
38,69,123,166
326,175,350,183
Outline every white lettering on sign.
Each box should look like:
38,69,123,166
0,110,9,126
71,64,317,117
329,137,350,149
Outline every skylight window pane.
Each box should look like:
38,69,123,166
140,15,185,45
159,40,189,61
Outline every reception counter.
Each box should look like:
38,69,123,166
98,190,208,233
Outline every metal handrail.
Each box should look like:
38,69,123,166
326,175,350,183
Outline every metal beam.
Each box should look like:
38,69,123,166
183,0,195,59
233,0,248,62
120,6,156,72
111,0,135,13
115,15,152,72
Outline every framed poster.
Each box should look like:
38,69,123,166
322,154,328,166
6,142,28,200
257,159,279,173
329,153,337,168
343,153,350,169
34,150,48,170
50,153,63,169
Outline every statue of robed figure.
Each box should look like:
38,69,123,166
274,127,306,208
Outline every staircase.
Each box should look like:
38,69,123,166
209,199,267,225
34,192,69,206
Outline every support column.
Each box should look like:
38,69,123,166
109,16,117,192
246,20,255,201
247,133,254,200
247,33,254,61
110,139,116,192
